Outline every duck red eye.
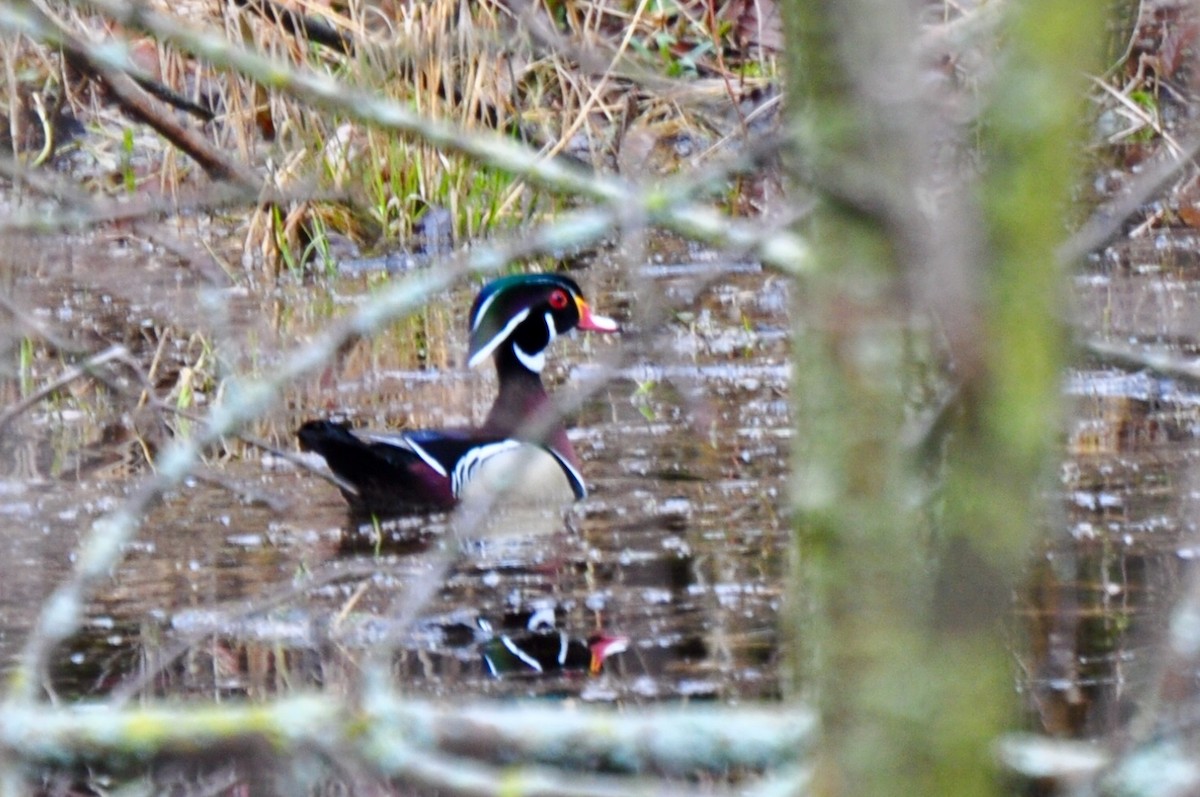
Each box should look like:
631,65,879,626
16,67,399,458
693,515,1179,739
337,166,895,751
548,290,570,310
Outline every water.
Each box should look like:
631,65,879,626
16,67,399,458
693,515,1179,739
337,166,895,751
1017,231,1200,738
3,226,1198,739
0,239,791,704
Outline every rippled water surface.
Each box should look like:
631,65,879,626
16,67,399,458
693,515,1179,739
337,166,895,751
6,227,1200,740
0,238,791,703
1017,233,1200,737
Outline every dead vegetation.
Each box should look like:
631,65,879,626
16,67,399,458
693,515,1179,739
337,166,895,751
4,0,1200,795
0,0,782,275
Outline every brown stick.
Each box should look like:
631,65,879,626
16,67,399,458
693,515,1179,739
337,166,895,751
61,45,260,188
23,3,260,188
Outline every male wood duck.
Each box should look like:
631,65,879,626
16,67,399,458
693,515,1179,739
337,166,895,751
298,273,619,516
478,609,628,677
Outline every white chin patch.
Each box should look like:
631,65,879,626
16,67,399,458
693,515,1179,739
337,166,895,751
512,312,555,372
514,344,545,372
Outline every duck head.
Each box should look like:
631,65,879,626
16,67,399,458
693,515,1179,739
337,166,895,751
467,273,619,374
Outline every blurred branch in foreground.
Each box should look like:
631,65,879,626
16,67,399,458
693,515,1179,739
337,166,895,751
0,695,814,793
0,0,808,274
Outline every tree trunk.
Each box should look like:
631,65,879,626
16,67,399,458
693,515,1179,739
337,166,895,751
781,1,1107,794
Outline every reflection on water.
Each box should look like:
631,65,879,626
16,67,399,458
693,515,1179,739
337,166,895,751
8,230,1199,742
1017,238,1200,739
0,248,791,705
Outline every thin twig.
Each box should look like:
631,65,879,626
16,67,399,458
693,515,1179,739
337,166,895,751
6,0,810,276
0,292,90,357
1,188,706,702
106,559,391,705
0,344,133,433
1090,75,1186,156
20,3,259,187
0,179,348,234
1,266,456,704
1083,337,1200,383
1058,130,1200,264
163,400,362,495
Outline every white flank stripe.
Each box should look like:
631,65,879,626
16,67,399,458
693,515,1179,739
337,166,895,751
403,438,448,477
364,433,448,477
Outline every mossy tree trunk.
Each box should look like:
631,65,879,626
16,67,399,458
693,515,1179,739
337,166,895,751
781,1,1107,795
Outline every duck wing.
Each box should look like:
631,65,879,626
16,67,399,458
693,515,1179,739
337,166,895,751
298,420,585,515
298,420,467,512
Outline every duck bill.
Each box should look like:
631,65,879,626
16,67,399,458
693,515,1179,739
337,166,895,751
575,297,619,333
588,634,630,674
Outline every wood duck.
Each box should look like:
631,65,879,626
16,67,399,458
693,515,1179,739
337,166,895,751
478,609,628,677
298,273,619,516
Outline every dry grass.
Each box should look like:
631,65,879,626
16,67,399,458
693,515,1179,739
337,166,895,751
0,0,781,275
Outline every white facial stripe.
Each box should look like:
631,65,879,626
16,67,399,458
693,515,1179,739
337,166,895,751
557,632,568,665
471,291,499,331
468,307,531,368
514,344,545,373
510,313,556,373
